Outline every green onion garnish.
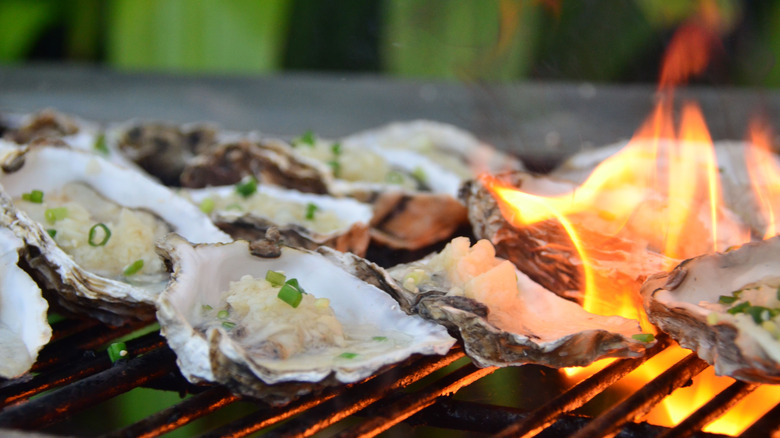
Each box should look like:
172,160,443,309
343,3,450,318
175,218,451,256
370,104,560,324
331,142,342,156
221,321,236,329
235,176,258,198
266,270,286,287
21,189,44,203
776,286,780,301
305,203,318,220
94,133,109,155
122,259,144,276
88,223,111,247
718,295,738,304
278,282,303,308
44,207,68,223
412,166,427,183
284,278,307,294
107,342,128,363
631,333,655,343
295,130,316,147
338,352,358,359
727,301,751,315
385,171,404,185
217,309,229,319
372,336,388,342
201,304,213,312
327,159,341,177
746,306,771,324
46,229,56,238
199,198,215,214
225,203,243,211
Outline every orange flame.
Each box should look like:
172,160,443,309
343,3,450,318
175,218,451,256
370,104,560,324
746,117,780,238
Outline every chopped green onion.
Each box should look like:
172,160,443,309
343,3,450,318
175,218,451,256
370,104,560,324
225,203,243,211
94,133,109,155
305,203,318,220
221,321,236,329
284,278,307,294
107,342,128,363
295,130,316,147
278,282,303,308
266,270,286,287
88,223,111,247
235,176,258,198
47,312,66,324
46,229,57,238
338,352,358,359
718,295,738,304
733,289,744,298
44,207,68,223
201,304,213,312
21,189,44,203
217,309,230,319
372,336,388,342
122,259,144,276
631,333,655,343
776,286,780,301
746,306,772,324
331,142,342,156
727,301,751,315
199,197,215,214
385,171,404,185
327,159,341,178
412,166,427,183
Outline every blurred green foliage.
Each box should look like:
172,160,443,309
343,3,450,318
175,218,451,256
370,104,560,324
1,0,777,86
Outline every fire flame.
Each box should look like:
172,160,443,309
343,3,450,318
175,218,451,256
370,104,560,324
487,3,780,434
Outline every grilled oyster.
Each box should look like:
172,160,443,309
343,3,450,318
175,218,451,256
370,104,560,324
642,236,780,383
156,234,455,405
1,109,98,150
0,226,51,378
185,181,372,256
388,237,648,368
0,143,230,324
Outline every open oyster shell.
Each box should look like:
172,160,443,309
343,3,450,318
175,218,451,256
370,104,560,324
185,183,372,256
0,143,230,324
156,234,455,405
0,226,51,378
0,109,99,150
388,237,648,368
642,236,780,383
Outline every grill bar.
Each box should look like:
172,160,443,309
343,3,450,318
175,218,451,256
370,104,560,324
657,381,758,438
199,349,466,438
571,352,710,438
331,363,496,438
494,335,671,438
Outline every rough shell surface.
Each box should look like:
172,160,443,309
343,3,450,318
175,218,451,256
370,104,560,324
0,143,230,324
642,236,780,383
0,226,51,378
156,235,455,404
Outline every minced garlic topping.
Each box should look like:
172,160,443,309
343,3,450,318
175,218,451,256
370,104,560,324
206,190,346,235
16,182,168,279
200,274,345,359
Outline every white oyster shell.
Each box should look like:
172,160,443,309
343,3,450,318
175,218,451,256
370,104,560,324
0,143,231,324
185,184,373,256
0,226,51,378
642,236,780,383
156,235,455,404
388,238,648,368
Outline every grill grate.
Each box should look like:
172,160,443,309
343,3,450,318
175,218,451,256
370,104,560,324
1,316,780,437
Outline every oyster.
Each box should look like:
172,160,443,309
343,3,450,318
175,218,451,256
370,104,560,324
1,109,98,150
156,234,455,404
642,236,780,383
388,237,648,368
0,143,230,324
185,181,372,256
0,226,51,378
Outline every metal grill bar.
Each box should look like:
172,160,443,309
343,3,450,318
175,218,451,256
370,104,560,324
494,335,671,438
571,353,710,438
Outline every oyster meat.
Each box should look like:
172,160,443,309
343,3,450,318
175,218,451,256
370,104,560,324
0,143,230,324
0,226,51,378
388,237,648,368
642,236,780,383
156,234,455,405
185,181,372,256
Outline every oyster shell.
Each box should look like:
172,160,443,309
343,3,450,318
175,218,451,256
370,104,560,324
388,237,648,368
0,226,51,378
185,182,372,256
156,234,455,404
1,109,98,150
0,143,230,324
642,236,780,383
